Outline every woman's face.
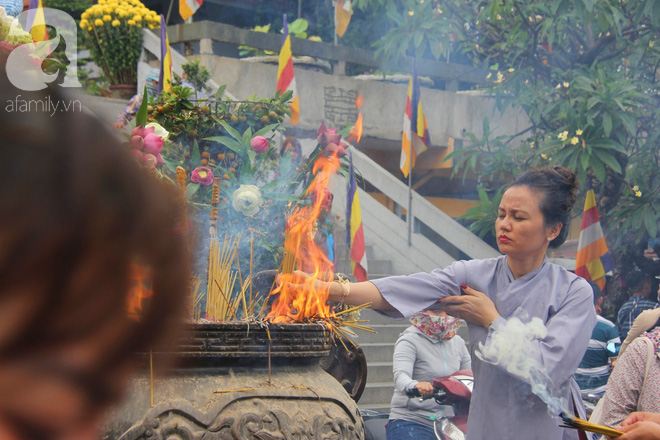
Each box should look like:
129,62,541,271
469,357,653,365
495,185,560,262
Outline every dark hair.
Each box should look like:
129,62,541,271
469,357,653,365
508,166,579,248
624,269,652,294
280,136,302,158
0,52,190,431
587,280,602,305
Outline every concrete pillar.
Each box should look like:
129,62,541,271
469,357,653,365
200,38,213,55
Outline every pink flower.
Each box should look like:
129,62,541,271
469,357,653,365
131,149,144,161
250,135,269,154
143,132,164,155
130,135,144,149
131,126,153,138
317,122,342,147
323,142,348,158
191,166,214,185
143,153,158,169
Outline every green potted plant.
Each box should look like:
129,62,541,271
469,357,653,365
79,0,160,98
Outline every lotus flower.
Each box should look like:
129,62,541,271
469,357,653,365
232,185,263,217
250,135,269,154
191,166,214,185
143,132,164,155
146,122,170,141
324,142,348,158
317,122,342,147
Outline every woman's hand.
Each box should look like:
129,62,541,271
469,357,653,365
614,421,660,440
276,270,343,301
622,412,660,427
414,381,434,396
437,284,500,329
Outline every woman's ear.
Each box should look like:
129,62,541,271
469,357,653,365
548,222,562,241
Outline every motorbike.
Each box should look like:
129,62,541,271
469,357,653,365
363,369,474,440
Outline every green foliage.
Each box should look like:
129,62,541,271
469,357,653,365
459,186,504,240
362,0,660,247
238,18,319,57
46,0,93,19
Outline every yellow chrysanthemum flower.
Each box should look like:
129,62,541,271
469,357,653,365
103,14,112,21
79,20,88,29
103,5,113,13
570,137,579,145
112,19,120,27
133,15,142,21
98,0,106,4
576,129,583,136
81,11,89,20
94,18,104,26
118,10,128,17
127,19,136,25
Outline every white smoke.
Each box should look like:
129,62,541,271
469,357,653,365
476,313,569,417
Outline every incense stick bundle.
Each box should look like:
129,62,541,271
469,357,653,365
559,413,623,437
206,233,242,321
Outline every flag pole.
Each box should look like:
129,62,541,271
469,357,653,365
407,60,415,247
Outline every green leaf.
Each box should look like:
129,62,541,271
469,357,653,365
644,210,658,238
254,123,281,137
602,113,612,137
595,150,622,174
135,86,148,127
205,136,245,156
191,140,201,167
215,84,227,99
218,120,244,142
185,182,200,199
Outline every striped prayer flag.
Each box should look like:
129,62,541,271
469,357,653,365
575,188,615,290
347,152,367,281
276,14,300,126
335,0,352,37
401,60,430,177
158,15,172,94
179,0,202,21
27,0,48,42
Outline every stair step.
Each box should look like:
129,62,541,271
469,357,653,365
365,361,394,383
359,381,395,406
361,342,395,363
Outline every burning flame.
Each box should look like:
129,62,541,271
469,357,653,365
347,94,364,143
267,153,341,323
126,263,154,321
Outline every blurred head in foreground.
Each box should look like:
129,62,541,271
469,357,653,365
0,53,190,440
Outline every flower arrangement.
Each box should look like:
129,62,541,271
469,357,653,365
0,7,34,49
125,83,353,322
79,0,160,85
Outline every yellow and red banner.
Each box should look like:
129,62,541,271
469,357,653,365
158,15,172,94
575,188,615,289
401,60,430,177
27,0,48,42
336,0,352,37
276,14,300,125
179,0,202,21
347,152,368,281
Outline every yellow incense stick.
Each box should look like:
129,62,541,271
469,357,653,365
560,414,623,437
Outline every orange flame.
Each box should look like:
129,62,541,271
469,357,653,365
267,154,341,323
126,263,154,322
348,94,364,143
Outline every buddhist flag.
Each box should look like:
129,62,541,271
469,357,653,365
575,188,615,290
27,0,48,42
335,0,352,37
401,60,430,177
158,15,172,94
179,0,202,21
276,14,300,125
347,152,368,282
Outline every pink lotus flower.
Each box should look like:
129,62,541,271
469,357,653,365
323,142,348,158
250,135,269,154
130,135,144,149
191,166,214,185
131,125,152,138
317,122,342,147
143,153,158,169
143,132,164,155
131,149,144,161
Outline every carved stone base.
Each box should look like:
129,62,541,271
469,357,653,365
102,324,364,440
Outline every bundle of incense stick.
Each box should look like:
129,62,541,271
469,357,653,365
206,233,241,321
559,413,623,437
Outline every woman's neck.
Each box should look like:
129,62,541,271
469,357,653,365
506,254,545,279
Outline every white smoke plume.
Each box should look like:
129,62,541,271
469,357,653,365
476,312,569,417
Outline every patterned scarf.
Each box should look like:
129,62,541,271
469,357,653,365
409,312,461,341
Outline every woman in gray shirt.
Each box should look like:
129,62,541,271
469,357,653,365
386,310,471,440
